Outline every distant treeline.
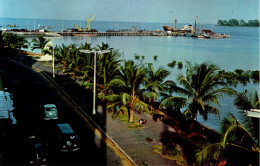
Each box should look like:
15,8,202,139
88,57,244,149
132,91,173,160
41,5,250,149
217,19,259,27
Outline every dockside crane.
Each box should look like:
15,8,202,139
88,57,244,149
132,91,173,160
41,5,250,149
86,14,96,31
74,24,84,32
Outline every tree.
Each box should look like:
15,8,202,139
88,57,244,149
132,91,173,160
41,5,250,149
239,19,248,26
222,20,228,26
55,44,71,73
97,49,121,97
3,33,29,51
31,35,50,55
234,90,260,143
104,60,152,123
217,20,224,26
228,19,239,26
160,63,235,128
196,114,259,166
248,20,259,27
0,31,5,48
146,63,170,111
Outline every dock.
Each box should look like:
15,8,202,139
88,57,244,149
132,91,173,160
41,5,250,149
58,31,154,36
2,30,229,38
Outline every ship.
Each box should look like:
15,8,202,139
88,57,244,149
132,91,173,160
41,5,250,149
163,26,174,32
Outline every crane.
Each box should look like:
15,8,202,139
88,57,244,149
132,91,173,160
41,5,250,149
86,14,96,31
74,24,83,32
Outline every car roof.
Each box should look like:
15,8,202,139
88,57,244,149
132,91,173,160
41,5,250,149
44,104,56,108
56,123,75,134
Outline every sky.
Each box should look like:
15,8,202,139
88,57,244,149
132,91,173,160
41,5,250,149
0,0,259,24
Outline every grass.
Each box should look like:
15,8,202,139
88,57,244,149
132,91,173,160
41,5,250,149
153,145,188,166
40,61,52,67
116,112,144,129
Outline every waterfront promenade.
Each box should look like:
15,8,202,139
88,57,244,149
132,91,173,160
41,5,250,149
5,52,191,165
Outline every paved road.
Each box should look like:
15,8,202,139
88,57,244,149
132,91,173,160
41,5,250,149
0,57,122,165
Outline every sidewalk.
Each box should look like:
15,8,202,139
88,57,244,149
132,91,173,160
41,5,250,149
105,111,180,165
16,55,187,165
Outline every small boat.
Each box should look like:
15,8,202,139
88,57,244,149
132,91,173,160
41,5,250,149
152,31,165,36
7,24,18,27
39,25,52,30
244,109,260,118
197,33,210,39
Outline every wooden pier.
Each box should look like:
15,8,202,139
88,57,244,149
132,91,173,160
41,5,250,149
4,30,229,38
57,32,154,36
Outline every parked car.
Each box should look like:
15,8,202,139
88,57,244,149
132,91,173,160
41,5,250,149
42,104,58,120
27,135,48,165
55,123,79,152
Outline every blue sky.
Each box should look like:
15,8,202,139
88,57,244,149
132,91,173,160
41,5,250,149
0,0,259,23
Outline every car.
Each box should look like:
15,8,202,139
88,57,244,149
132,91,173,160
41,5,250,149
26,135,49,165
43,104,58,120
55,123,79,152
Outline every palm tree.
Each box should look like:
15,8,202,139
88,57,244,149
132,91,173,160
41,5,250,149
3,33,29,51
196,114,259,166
64,47,81,80
234,90,260,143
104,60,154,123
55,44,71,73
0,31,5,48
160,63,235,128
146,63,171,111
234,90,259,110
31,35,50,55
97,49,121,95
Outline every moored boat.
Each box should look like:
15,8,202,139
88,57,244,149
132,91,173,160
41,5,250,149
163,26,174,32
7,24,18,27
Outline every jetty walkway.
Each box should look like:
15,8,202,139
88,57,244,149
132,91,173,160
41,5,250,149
4,30,230,38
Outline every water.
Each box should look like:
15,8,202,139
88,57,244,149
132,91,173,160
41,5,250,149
1,17,259,131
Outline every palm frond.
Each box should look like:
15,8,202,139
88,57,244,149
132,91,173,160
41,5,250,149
159,96,187,110
196,142,224,165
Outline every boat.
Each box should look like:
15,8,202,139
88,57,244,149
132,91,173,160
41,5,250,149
7,24,18,27
244,109,260,118
197,33,210,39
152,31,165,36
181,25,194,31
39,25,52,30
163,26,174,32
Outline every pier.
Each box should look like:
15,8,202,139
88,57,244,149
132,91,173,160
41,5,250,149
3,30,230,38
58,31,154,36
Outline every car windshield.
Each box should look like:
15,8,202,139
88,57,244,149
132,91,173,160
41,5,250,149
46,107,56,111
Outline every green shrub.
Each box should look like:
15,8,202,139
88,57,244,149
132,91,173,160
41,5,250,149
167,60,176,68
177,62,183,69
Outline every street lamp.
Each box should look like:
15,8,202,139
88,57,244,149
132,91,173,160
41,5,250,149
52,45,55,79
48,41,55,78
80,49,110,115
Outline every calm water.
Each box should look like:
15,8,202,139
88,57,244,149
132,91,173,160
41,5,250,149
1,18,259,131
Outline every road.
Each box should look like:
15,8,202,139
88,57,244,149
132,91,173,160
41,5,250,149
0,57,122,165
